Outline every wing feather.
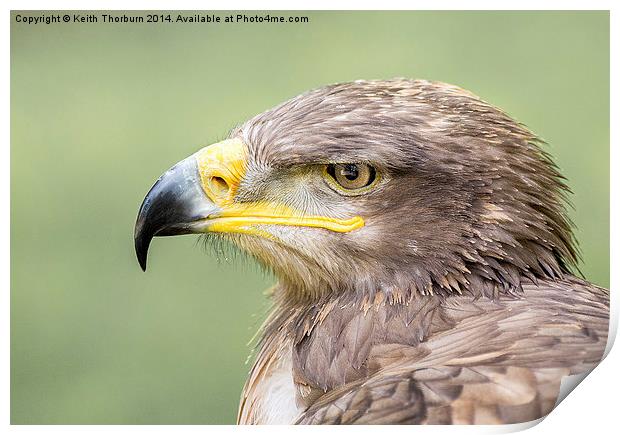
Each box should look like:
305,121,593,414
293,278,608,424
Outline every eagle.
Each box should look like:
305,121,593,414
134,79,609,425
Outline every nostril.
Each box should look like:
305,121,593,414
209,176,230,197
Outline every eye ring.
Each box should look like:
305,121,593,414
323,163,380,195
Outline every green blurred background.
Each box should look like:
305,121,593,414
11,11,609,424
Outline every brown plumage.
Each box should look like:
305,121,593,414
240,277,606,424
134,79,609,425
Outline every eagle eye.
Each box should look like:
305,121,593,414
324,163,379,194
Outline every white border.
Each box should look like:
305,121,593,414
3,1,617,434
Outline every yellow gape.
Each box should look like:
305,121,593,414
193,138,364,237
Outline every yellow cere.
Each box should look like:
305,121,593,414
193,139,365,235
195,138,248,206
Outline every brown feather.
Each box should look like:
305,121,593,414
240,277,607,424
225,80,609,424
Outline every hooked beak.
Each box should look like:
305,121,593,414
134,138,246,271
133,154,217,271
134,138,364,271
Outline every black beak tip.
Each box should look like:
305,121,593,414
138,253,148,272
134,222,152,272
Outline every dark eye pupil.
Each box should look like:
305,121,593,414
341,164,358,180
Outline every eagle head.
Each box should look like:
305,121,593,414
134,79,576,300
